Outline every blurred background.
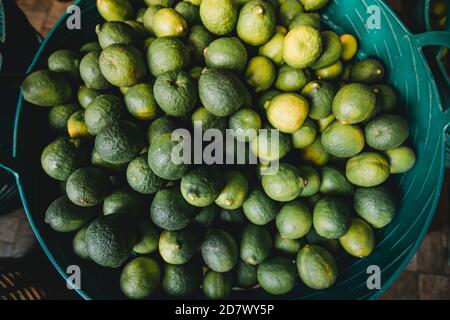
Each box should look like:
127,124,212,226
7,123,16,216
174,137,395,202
0,0,449,300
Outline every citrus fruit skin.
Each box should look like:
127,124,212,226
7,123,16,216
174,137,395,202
384,146,416,174
204,37,248,73
200,0,238,35
283,25,322,69
245,56,276,93
353,185,396,229
257,256,296,295
340,34,358,61
300,0,330,11
300,137,330,166
291,118,318,149
332,83,376,124
296,245,337,290
99,44,148,88
152,8,188,38
147,37,190,77
275,64,310,92
267,93,310,133
237,0,276,46
301,80,336,120
97,0,134,22
313,196,350,239
364,114,410,151
22,70,72,107
259,31,285,65
202,271,233,300
321,121,365,158
276,201,312,239
120,257,161,299
346,152,390,187
261,163,305,202
351,58,385,84
339,218,375,258
311,31,343,70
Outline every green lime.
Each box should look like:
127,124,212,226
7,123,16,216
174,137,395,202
142,5,162,34
147,116,176,144
332,83,376,124
300,137,330,166
313,196,350,239
353,185,396,228
152,8,188,38
300,0,329,11
371,84,397,113
191,107,228,132
180,167,224,207
289,12,321,30
175,1,200,26
350,58,385,84
339,218,375,258
275,64,310,92
126,154,166,194
215,171,249,210
267,93,309,133
153,70,197,117
279,0,304,27
245,56,276,93
229,108,262,142
257,256,296,295
365,114,409,151
243,189,279,225
85,94,126,135
48,49,81,81
314,60,343,80
148,132,190,180
261,163,305,202
257,89,281,111
22,70,72,107
99,44,147,87
120,257,161,299
283,25,322,69
159,229,197,264
321,121,365,158
125,83,160,121
301,80,335,120
291,118,318,149
200,0,238,35
147,36,190,77
384,146,416,174
97,0,134,22
311,31,342,70
202,271,233,300
77,86,102,109
250,125,292,161
276,201,312,239
95,21,140,49
320,166,354,196
346,152,390,187
258,31,285,65
48,103,81,133
297,165,321,197
340,34,358,61
80,51,112,90
133,220,160,254
274,232,303,255
67,110,92,139
187,25,214,62
204,37,248,73
237,0,276,46
296,244,337,289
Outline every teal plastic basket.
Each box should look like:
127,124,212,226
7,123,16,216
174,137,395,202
0,0,449,300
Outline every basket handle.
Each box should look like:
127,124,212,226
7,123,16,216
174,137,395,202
412,30,450,167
